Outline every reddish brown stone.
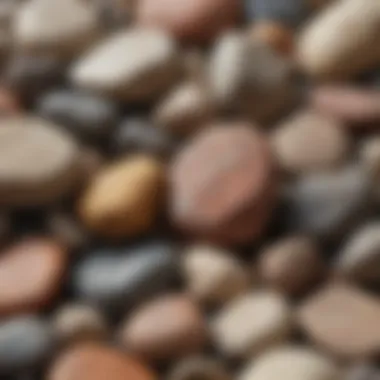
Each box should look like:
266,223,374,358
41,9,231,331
136,0,240,43
0,238,67,316
0,87,20,115
120,294,207,361
48,343,156,380
170,123,276,245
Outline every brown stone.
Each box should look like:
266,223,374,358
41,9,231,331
297,282,380,359
79,155,164,239
170,123,276,245
120,294,207,361
258,236,324,295
0,238,67,316
310,86,380,125
136,0,240,43
48,343,156,380
0,87,20,115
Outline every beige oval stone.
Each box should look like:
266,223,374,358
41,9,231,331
212,291,292,357
298,0,380,79
297,282,380,359
182,245,250,305
239,346,342,380
79,155,164,239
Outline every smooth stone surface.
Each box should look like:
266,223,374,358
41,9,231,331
167,357,231,380
0,117,80,206
212,291,292,357
37,90,120,141
238,346,342,380
272,110,350,173
154,82,214,136
297,282,380,359
120,294,207,360
170,123,276,245
283,166,371,237
246,0,307,27
73,242,178,310
360,137,380,201
14,0,99,56
53,304,107,343
0,87,20,115
79,155,164,239
298,0,380,79
113,117,174,156
182,245,250,304
48,343,156,380
345,364,380,380
258,236,324,295
0,316,55,373
71,29,180,101
0,238,67,316
209,33,295,122
137,0,240,43
336,223,380,283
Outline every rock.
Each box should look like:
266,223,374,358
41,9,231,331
345,364,380,380
53,304,107,343
336,223,380,283
0,316,55,373
271,110,350,173
167,357,232,380
258,236,324,295
212,291,292,357
170,123,276,245
73,241,178,310
360,137,380,200
71,29,180,102
298,0,380,79
249,21,294,56
112,117,174,156
0,117,80,206
182,245,250,305
79,155,164,239
120,294,207,361
14,0,99,57
209,33,295,122
238,346,342,380
37,90,121,141
283,166,371,237
154,82,214,136
136,0,240,43
0,238,67,316
48,343,156,380
0,87,20,115
245,0,307,27
297,282,380,359
310,86,380,125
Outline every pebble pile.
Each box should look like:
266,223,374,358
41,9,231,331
0,0,380,379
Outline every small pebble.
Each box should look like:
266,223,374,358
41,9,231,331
120,294,207,361
212,291,292,357
0,87,20,115
79,155,164,239
0,316,55,374
48,343,156,380
136,0,240,43
0,238,67,316
170,123,276,245
297,282,380,359
73,241,178,310
53,303,107,343
258,236,324,295
345,364,380,380
182,245,250,305
238,346,342,380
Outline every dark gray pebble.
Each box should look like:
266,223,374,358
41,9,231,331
72,241,179,311
0,316,55,374
346,364,380,380
283,166,372,237
112,117,175,156
37,90,121,141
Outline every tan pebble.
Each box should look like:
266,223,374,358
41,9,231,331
120,294,207,361
79,155,164,239
212,291,292,357
0,238,67,316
